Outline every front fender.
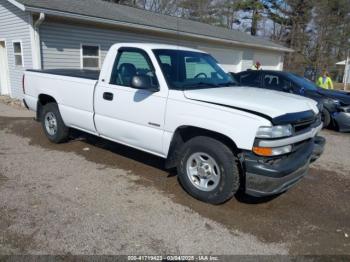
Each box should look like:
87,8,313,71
163,99,270,155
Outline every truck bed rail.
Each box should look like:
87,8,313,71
26,69,100,80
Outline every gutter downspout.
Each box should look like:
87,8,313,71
33,13,45,69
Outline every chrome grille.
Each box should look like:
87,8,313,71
293,113,320,134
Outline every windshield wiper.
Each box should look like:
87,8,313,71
217,82,236,87
182,82,219,89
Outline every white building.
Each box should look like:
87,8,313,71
336,60,350,84
0,0,292,99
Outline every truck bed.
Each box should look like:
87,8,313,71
27,69,100,80
24,68,99,134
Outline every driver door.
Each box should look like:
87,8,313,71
94,47,167,156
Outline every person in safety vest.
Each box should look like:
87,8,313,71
316,70,333,89
251,61,262,70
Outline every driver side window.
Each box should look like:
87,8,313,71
110,49,158,88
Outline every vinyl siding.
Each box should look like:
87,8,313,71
0,0,33,98
199,46,243,73
254,51,282,71
241,50,254,71
40,22,196,70
39,21,283,73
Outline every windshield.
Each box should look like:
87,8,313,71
153,49,237,90
288,73,319,91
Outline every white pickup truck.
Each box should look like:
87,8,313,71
23,43,325,204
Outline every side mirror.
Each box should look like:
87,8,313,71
131,75,159,92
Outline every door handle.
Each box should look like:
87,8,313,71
103,92,113,101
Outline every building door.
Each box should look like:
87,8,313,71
0,41,10,95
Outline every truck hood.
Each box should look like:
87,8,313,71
184,86,319,119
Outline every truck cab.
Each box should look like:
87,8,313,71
23,43,325,204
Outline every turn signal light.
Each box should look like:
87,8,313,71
253,147,273,156
253,145,292,157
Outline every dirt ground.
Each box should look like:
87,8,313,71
0,102,349,256
333,82,350,91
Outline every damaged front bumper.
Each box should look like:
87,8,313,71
333,106,350,132
243,136,325,197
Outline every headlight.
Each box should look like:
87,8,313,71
256,124,293,138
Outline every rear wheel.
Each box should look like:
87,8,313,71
41,103,69,143
321,109,331,128
177,136,240,204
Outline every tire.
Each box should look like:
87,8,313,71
177,136,240,204
321,109,331,128
41,103,69,143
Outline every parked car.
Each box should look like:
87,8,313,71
23,43,325,204
231,70,350,132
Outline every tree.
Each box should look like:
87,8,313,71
311,0,350,73
103,0,138,6
265,0,313,73
147,0,179,15
235,0,266,35
177,0,218,24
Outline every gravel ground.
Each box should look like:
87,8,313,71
0,103,287,255
311,129,350,177
0,101,349,256
0,96,25,110
0,101,34,118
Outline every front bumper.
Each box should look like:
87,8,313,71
333,111,350,132
244,136,325,197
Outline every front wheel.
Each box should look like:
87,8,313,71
41,103,69,143
177,136,240,204
321,109,331,128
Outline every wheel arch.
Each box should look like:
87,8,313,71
36,94,57,121
165,125,241,169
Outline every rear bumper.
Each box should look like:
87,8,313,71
333,111,350,132
244,136,325,197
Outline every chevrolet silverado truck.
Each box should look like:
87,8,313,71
23,43,325,204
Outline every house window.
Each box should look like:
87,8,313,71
81,45,100,69
13,42,23,67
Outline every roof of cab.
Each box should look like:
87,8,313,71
112,43,205,53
